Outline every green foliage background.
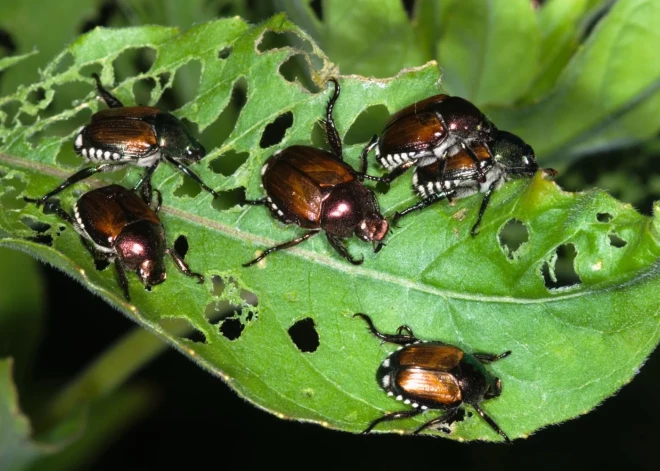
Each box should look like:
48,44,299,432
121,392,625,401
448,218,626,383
2,0,660,469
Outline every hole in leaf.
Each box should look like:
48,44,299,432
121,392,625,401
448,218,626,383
279,54,319,93
26,234,53,246
1,100,20,127
542,243,581,290
210,150,249,176
174,235,189,258
211,188,246,211
27,87,46,106
132,76,157,107
260,111,293,148
0,176,27,209
21,217,51,234
288,318,319,353
310,0,323,20
112,47,157,94
94,259,111,271
257,31,313,54
240,287,258,307
220,318,244,340
597,212,613,223
199,77,247,149
310,120,328,150
53,53,75,78
183,328,207,344
498,219,529,260
608,232,627,248
211,275,225,296
218,46,233,59
161,59,201,109
173,177,202,199
344,105,390,146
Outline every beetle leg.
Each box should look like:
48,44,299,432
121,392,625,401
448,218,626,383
359,135,379,176
30,162,127,207
242,197,267,206
474,351,511,364
164,155,220,198
462,142,487,184
353,313,420,345
362,409,424,434
133,161,160,204
92,73,124,108
149,189,163,214
470,180,498,237
167,248,204,284
242,230,320,267
324,78,343,159
413,408,459,435
114,258,131,301
391,191,451,228
473,404,511,444
326,234,363,265
395,325,415,338
381,161,414,185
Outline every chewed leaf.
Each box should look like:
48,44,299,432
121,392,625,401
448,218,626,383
1,15,660,444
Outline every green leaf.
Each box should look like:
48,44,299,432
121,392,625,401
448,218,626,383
522,0,612,102
489,0,660,163
1,15,660,443
436,0,541,106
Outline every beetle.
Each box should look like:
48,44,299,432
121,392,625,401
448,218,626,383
362,94,496,184
353,313,511,442
32,73,217,206
242,78,388,267
27,184,203,301
392,131,558,235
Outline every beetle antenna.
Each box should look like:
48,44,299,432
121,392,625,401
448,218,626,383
473,404,510,444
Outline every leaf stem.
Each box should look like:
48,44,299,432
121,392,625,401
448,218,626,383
39,321,187,431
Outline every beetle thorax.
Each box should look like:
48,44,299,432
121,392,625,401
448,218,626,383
114,220,167,286
455,358,490,405
321,182,379,238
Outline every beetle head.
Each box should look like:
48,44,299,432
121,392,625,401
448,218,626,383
490,131,538,176
156,114,206,163
484,377,503,400
355,214,389,244
115,221,167,287
441,97,497,144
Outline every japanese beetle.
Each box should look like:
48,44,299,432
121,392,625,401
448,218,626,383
393,131,558,235
32,73,217,206
242,78,388,267
354,313,511,442
27,184,203,300
365,94,496,183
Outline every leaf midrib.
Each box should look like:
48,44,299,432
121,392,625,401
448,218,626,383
1,151,648,306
